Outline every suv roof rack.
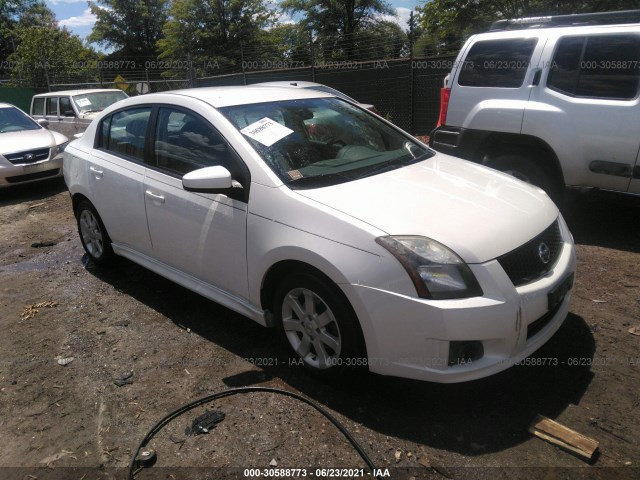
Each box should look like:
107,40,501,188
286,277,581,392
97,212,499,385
490,9,640,31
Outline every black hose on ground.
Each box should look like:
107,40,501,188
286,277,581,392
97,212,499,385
127,386,383,480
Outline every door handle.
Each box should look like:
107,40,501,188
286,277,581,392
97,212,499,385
89,165,103,178
145,190,165,203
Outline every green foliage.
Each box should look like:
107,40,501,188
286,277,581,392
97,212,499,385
88,0,169,58
416,0,640,55
281,0,394,34
351,21,409,60
8,25,98,88
157,0,276,76
257,24,312,63
0,1,51,64
281,0,395,59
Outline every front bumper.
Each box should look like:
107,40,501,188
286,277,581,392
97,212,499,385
0,153,63,187
345,235,576,383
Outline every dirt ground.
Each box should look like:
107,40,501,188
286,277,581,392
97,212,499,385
0,178,639,480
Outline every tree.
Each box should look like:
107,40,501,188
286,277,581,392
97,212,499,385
351,20,408,60
0,1,51,64
157,0,275,76
281,0,395,60
417,0,640,56
255,24,312,65
8,24,97,88
88,0,169,59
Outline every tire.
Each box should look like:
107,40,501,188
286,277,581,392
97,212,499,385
487,154,563,204
273,272,364,376
76,200,114,265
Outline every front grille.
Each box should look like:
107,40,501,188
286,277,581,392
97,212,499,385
498,220,563,287
4,148,50,165
6,169,60,184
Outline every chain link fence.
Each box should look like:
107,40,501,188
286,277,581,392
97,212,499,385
1,36,456,135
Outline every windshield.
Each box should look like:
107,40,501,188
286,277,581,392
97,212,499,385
0,107,40,133
72,91,128,114
219,98,432,189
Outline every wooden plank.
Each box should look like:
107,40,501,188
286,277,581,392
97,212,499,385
529,414,599,461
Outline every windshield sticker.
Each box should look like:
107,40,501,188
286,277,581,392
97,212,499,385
288,169,303,180
240,117,293,147
75,98,91,107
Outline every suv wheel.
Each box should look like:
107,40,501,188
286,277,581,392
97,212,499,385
76,200,114,265
273,273,364,375
487,154,562,202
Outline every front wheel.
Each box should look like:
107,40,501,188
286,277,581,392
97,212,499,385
76,200,114,265
273,273,364,375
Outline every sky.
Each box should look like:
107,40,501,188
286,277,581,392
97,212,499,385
48,0,423,46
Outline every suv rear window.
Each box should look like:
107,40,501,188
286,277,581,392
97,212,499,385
458,38,537,88
32,98,45,116
548,34,640,100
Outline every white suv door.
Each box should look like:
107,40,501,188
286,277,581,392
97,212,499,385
447,34,546,132
143,107,249,300
524,30,640,192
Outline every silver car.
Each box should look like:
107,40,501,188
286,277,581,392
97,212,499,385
30,89,128,138
0,103,68,187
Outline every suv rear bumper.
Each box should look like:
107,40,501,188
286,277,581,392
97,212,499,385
429,126,491,161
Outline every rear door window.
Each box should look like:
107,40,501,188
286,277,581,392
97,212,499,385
45,97,58,116
548,34,640,100
99,107,152,161
458,38,538,88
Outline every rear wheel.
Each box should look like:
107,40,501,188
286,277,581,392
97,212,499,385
273,272,364,375
76,200,114,265
487,153,563,203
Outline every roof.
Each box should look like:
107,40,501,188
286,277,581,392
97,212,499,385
160,86,335,108
251,81,324,88
490,9,640,31
32,89,126,97
0,103,17,109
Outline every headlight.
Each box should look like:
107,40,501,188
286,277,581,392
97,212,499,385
376,236,483,300
55,142,69,155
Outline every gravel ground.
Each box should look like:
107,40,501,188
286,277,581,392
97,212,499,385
0,178,638,480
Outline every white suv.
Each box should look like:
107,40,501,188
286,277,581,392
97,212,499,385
430,10,640,199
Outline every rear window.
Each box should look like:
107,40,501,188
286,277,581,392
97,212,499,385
458,38,538,88
548,34,640,100
32,98,45,116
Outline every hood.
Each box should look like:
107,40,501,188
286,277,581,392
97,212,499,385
294,154,559,263
0,128,68,154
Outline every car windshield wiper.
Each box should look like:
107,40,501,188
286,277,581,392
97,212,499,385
285,172,353,189
354,152,433,180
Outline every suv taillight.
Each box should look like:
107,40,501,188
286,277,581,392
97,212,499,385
437,87,451,128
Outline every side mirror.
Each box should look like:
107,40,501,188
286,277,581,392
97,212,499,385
63,110,76,117
37,118,49,128
182,165,235,193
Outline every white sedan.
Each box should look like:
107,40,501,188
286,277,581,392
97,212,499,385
0,103,68,187
63,86,576,382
